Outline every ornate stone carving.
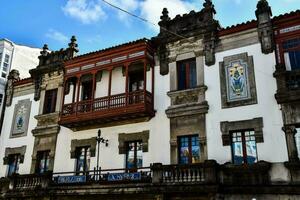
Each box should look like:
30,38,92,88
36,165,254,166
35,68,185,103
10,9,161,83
255,0,274,54
30,36,79,101
153,1,219,73
282,125,299,162
6,70,20,107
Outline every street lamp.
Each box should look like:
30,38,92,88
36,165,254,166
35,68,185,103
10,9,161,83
96,129,109,173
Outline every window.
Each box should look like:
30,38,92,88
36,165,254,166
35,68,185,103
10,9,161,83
0,52,2,65
0,94,3,106
231,130,258,165
81,80,93,101
177,59,197,90
126,141,143,170
43,89,57,114
129,70,144,92
3,63,8,72
295,128,300,160
178,135,200,164
4,54,9,63
283,37,300,71
7,154,20,176
35,151,50,174
75,146,90,174
1,72,6,78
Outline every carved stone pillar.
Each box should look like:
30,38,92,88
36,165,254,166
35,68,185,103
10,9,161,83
283,125,299,162
255,0,274,54
6,70,20,107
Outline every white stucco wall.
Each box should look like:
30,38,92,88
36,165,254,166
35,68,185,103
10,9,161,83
111,67,125,95
0,93,39,177
54,66,170,173
205,43,288,164
64,84,75,104
95,70,109,98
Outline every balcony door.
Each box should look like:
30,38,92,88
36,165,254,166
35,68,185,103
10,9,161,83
81,80,93,101
128,68,144,104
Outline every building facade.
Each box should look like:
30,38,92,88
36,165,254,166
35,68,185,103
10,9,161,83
0,0,299,199
0,39,40,127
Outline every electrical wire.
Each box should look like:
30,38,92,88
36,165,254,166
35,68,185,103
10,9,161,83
101,0,293,89
100,0,192,41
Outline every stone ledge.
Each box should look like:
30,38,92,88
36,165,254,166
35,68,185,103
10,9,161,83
166,101,209,118
34,112,60,127
32,125,60,137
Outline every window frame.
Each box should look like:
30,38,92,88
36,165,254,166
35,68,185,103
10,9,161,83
75,146,90,174
177,134,200,164
125,140,143,171
7,154,20,176
177,58,197,91
43,89,57,114
276,29,300,70
281,37,300,71
230,129,258,165
295,127,300,160
35,150,50,174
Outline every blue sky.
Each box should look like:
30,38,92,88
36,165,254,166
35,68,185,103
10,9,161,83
0,0,299,54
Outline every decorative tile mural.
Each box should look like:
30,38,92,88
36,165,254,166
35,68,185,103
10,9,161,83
219,53,257,108
225,59,251,102
11,99,31,137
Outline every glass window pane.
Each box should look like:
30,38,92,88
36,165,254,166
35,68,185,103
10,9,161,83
179,136,189,164
177,63,186,90
295,128,300,159
189,60,197,88
76,147,90,173
8,154,20,176
246,140,258,164
232,140,244,164
191,136,200,163
4,54,9,63
136,142,143,168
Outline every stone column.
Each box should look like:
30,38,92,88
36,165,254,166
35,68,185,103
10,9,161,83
283,125,299,162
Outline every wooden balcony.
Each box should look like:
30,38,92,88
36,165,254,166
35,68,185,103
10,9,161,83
59,91,154,129
274,69,300,104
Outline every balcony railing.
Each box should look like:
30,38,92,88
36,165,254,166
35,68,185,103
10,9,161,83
286,70,300,90
60,90,154,128
6,161,278,192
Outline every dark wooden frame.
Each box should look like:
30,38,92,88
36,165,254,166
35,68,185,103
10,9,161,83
125,140,143,171
176,58,196,91
35,150,50,174
177,134,199,164
75,146,90,175
43,89,57,114
230,130,258,165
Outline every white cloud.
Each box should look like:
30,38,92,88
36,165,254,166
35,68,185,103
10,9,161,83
62,0,106,24
103,0,140,25
140,0,199,31
45,29,68,43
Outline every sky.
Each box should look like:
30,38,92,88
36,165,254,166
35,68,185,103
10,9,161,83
0,0,299,54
